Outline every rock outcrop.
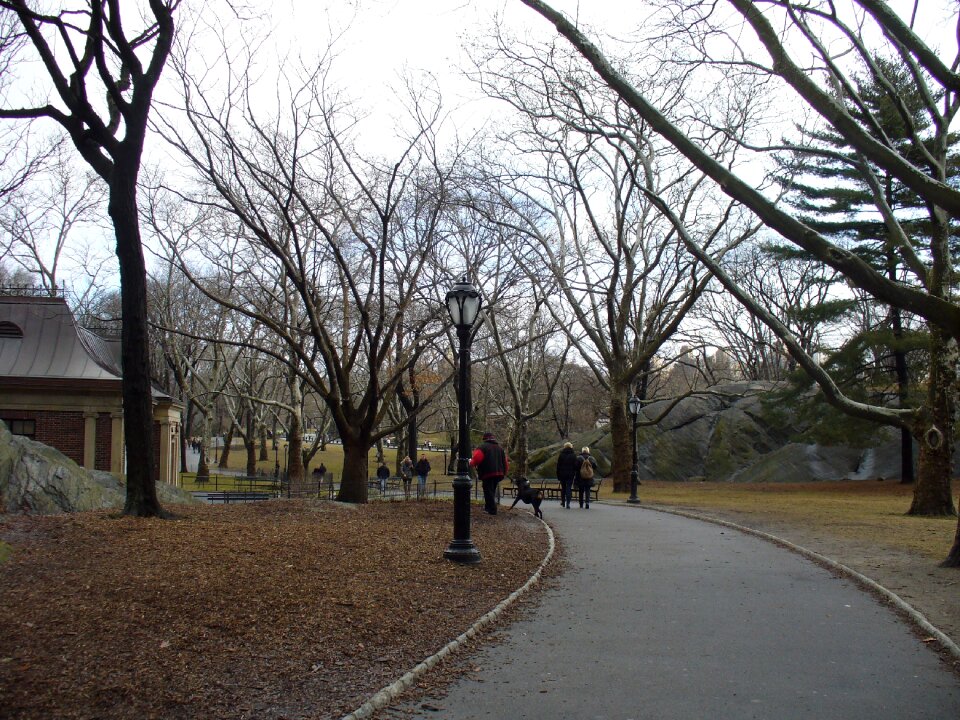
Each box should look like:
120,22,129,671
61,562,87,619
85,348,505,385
0,426,194,514
530,381,920,482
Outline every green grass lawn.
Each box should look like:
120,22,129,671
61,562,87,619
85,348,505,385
186,436,452,485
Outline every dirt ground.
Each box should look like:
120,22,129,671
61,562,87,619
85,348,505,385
0,500,550,720
2,491,957,719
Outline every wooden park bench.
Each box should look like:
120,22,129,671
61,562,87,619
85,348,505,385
543,478,603,502
196,491,273,504
500,477,601,504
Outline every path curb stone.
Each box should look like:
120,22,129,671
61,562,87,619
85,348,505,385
340,518,556,720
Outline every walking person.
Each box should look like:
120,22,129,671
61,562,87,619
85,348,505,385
376,460,390,495
556,441,578,509
415,455,431,500
400,455,414,500
470,431,509,515
575,447,598,509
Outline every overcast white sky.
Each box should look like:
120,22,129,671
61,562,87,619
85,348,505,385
5,0,958,296
249,1,652,152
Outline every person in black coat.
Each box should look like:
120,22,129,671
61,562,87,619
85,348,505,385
415,455,431,500
555,442,578,509
376,460,390,494
470,431,508,515
574,447,598,509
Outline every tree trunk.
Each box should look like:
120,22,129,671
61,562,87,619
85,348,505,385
887,250,914,485
287,374,305,486
244,411,256,476
609,390,630,493
111,168,163,518
197,411,210,482
287,422,304,488
259,424,269,461
513,418,529,477
908,327,957,516
337,437,370,503
180,398,193,473
219,424,234,468
407,417,418,463
245,436,256,477
942,513,960,567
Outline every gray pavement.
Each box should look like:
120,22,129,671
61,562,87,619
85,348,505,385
395,501,960,720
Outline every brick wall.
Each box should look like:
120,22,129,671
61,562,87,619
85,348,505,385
0,409,84,465
96,414,112,471
2,408,171,478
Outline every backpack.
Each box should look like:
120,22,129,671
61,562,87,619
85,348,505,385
579,457,594,481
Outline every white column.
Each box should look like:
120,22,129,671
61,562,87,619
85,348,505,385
83,412,97,470
110,413,124,475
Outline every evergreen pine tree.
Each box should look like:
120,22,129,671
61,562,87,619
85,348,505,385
772,57,958,483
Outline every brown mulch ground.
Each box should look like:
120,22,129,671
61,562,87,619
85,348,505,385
0,500,550,720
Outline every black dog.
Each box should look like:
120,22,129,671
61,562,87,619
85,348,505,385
510,477,544,518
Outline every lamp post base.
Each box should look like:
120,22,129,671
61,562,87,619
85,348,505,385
627,468,640,504
446,469,481,564
444,540,482,564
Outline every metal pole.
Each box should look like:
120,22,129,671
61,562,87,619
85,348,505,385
445,326,481,563
628,409,640,504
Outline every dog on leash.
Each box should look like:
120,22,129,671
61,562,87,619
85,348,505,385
510,476,544,518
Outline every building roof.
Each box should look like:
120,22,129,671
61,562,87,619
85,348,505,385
0,295,123,382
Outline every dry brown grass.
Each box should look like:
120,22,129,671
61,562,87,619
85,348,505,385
606,479,958,561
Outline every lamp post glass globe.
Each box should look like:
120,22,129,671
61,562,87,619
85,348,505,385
445,275,482,329
628,395,641,503
444,274,482,564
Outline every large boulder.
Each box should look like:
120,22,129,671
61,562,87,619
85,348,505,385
0,426,195,514
528,381,920,482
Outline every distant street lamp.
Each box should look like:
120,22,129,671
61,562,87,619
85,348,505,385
628,394,642,504
444,275,483,564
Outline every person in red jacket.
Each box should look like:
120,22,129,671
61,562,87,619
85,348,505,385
470,431,509,515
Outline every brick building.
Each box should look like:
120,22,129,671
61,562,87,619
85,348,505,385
0,292,181,485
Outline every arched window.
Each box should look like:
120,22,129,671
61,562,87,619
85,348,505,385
0,321,23,338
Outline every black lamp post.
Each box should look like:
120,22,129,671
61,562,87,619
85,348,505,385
444,275,483,564
628,394,641,504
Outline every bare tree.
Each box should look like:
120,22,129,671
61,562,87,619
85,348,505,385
468,33,761,489
0,144,106,296
520,0,960,563
0,0,178,517
148,254,235,477
156,51,465,502
482,288,571,477
699,241,846,381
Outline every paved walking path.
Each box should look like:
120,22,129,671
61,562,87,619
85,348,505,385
394,501,960,719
